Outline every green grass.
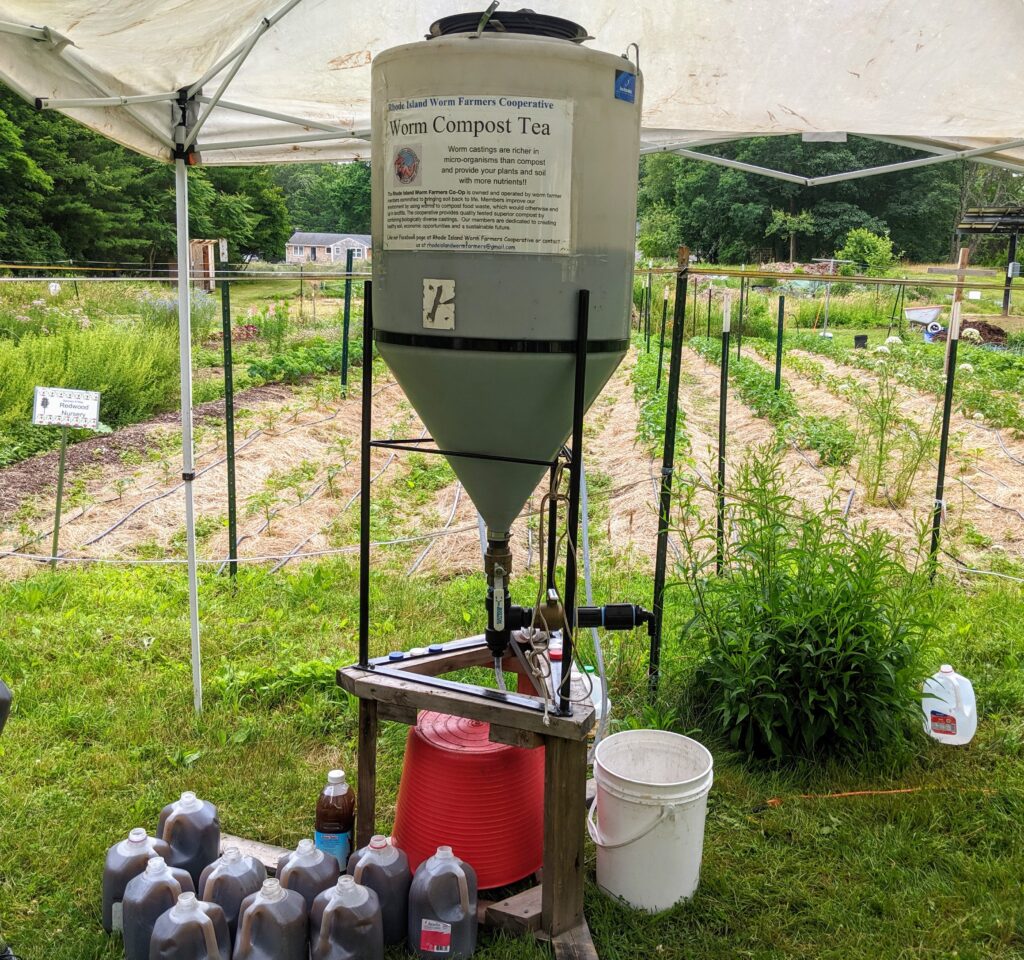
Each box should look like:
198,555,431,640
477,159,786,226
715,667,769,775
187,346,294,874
1,554,1023,958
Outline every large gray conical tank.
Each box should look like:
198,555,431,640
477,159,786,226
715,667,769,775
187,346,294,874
371,11,642,537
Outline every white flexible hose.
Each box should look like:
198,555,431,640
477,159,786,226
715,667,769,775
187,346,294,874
581,460,610,759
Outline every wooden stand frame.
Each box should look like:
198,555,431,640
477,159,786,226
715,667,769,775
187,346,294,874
338,641,599,958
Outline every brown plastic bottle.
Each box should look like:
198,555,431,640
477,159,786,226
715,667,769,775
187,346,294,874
277,838,340,911
102,827,171,933
407,846,478,960
148,891,231,960
198,845,267,945
122,856,195,960
315,769,356,868
347,835,411,946
157,791,221,888
234,878,308,960
310,875,384,960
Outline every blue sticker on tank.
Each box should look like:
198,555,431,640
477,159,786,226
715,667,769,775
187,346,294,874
615,70,636,103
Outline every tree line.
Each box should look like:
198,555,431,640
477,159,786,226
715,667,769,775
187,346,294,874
638,137,1023,265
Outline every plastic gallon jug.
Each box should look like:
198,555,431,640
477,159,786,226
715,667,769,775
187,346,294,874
122,857,195,960
235,879,308,960
316,769,356,868
407,846,477,960
157,792,221,887
347,835,411,945
148,891,231,960
584,666,610,725
102,827,171,932
277,838,340,911
923,664,977,745
310,875,384,960
198,845,267,943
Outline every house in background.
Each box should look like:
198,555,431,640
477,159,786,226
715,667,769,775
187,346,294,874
286,231,371,264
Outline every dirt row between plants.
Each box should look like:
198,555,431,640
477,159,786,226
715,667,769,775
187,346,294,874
755,348,1024,560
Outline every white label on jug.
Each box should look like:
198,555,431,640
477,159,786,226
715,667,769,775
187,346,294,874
111,901,123,932
420,918,452,954
930,710,957,736
383,95,574,255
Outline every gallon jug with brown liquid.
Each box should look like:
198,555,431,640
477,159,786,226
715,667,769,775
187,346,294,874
0,678,11,735
277,838,340,911
315,769,355,868
347,835,411,946
407,846,478,960
122,856,195,960
102,827,171,933
148,891,231,960
198,845,267,944
157,792,221,887
234,878,308,960
310,875,384,960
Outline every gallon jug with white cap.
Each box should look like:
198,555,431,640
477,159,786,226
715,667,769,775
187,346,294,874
234,878,308,960
157,792,221,887
310,875,384,960
198,845,267,943
277,838,340,911
122,857,195,960
148,891,231,960
102,827,171,932
923,664,977,745
407,846,477,960
347,835,411,945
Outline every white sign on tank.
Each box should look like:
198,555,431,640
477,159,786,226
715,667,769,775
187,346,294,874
382,95,574,256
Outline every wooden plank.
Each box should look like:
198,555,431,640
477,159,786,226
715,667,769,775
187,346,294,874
489,724,544,750
220,835,289,874
552,919,600,960
356,698,378,849
926,266,996,276
377,701,418,725
541,737,588,937
338,666,594,741
485,885,543,935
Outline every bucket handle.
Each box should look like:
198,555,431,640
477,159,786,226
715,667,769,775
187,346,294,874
587,801,669,850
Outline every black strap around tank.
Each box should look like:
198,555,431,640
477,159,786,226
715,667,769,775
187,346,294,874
373,329,629,354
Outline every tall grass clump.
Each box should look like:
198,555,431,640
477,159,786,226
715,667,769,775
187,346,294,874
675,446,934,759
139,287,217,343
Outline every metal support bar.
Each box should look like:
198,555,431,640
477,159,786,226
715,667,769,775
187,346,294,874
774,295,785,391
1004,233,1017,315
545,460,559,593
221,281,238,578
358,281,373,667
717,295,732,575
341,247,354,391
49,426,68,571
559,290,590,715
736,277,745,359
656,286,669,392
650,248,689,690
368,440,554,468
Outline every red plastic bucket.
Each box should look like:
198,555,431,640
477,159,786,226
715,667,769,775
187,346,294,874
392,711,544,889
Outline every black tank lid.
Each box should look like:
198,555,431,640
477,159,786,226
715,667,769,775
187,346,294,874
428,10,589,42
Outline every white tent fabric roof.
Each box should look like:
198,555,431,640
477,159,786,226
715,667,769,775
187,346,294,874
1,0,1023,171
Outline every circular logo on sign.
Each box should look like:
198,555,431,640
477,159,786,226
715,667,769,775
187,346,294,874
394,146,420,184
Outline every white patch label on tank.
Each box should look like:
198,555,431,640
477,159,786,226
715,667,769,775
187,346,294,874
383,95,573,255
423,279,456,330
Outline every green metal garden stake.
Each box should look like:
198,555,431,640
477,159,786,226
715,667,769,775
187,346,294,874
774,295,785,391
656,286,669,392
717,295,732,576
736,277,745,359
644,270,652,351
221,280,238,578
50,426,68,571
706,287,712,337
341,247,354,392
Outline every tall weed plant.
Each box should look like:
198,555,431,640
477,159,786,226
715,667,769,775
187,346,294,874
675,446,934,759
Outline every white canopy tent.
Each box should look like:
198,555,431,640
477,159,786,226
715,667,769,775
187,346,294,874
1,0,1021,709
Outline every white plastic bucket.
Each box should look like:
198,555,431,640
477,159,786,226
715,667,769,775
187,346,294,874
588,729,713,913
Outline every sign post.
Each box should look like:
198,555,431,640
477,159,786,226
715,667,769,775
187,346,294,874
32,387,101,570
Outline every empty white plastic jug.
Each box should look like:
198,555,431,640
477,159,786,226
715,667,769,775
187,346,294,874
923,664,977,745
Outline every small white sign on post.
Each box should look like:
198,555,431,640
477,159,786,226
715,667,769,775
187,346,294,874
218,238,228,263
32,387,100,430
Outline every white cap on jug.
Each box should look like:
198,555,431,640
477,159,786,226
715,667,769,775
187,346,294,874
260,878,285,901
327,769,346,784
941,664,954,673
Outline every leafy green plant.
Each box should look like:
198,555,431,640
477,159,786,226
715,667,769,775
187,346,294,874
676,446,934,759
253,300,290,352
245,489,280,531
837,228,896,274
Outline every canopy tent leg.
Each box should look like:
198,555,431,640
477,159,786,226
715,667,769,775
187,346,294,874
175,156,203,713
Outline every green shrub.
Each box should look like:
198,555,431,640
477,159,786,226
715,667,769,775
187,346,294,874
247,337,362,385
139,288,217,343
677,446,934,759
837,228,896,275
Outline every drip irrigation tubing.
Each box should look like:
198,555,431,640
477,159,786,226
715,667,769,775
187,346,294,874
406,482,462,575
